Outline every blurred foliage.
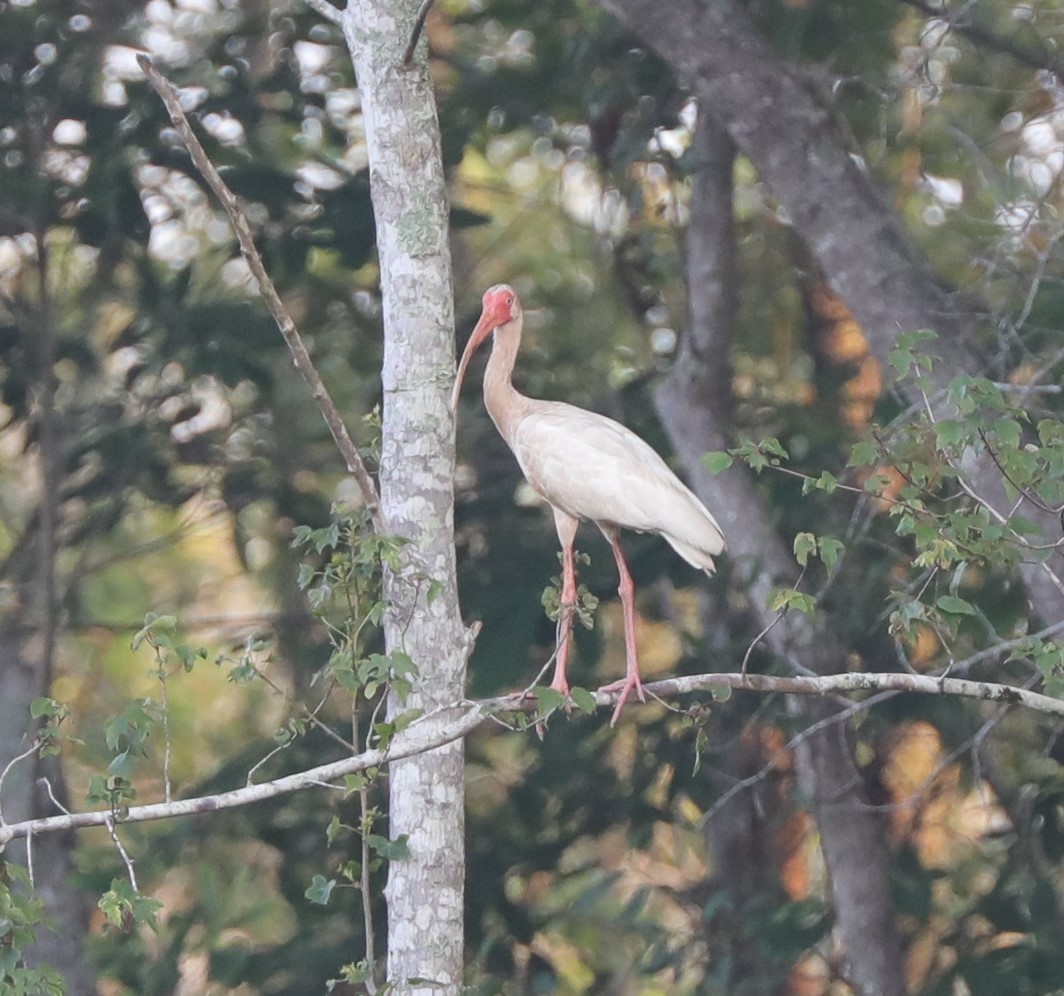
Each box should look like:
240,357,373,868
1,0,1064,993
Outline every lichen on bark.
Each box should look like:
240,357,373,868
343,1,468,990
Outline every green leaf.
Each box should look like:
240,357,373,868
769,589,816,616
365,833,410,861
30,697,57,720
703,451,734,473
305,875,336,906
296,563,315,589
793,532,817,567
848,439,878,467
175,644,207,671
818,537,845,570
759,437,790,459
533,687,566,714
343,773,366,797
337,961,373,985
815,470,838,493
99,879,162,932
391,708,423,734
936,595,976,616
569,686,597,714
107,751,135,778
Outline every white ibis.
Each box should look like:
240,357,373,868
452,284,725,724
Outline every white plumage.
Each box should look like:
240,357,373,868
451,284,725,724
510,404,724,573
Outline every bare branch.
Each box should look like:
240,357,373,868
352,709,378,994
740,565,806,676
0,699,491,846
137,55,383,532
0,743,40,825
402,0,436,67
302,0,344,25
37,777,70,816
2,670,1062,846
104,816,139,892
897,0,1064,81
157,667,172,804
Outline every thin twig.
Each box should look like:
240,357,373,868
741,566,807,676
255,666,356,754
137,55,383,532
353,709,378,995
918,387,1064,599
519,645,561,701
244,675,346,786
402,0,436,67
158,665,172,804
702,690,899,827
978,427,1063,515
302,0,344,25
246,742,293,787
104,815,139,891
37,777,71,816
0,743,40,825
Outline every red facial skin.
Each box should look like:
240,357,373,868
450,284,520,412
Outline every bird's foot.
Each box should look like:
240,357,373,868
598,673,645,727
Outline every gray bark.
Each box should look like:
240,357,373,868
0,625,95,995
655,115,906,996
342,3,468,992
599,0,1064,623
0,233,94,992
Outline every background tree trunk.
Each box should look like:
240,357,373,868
0,627,93,993
342,3,467,991
0,230,94,991
600,0,1064,621
655,113,906,996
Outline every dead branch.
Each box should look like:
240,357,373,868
137,55,382,531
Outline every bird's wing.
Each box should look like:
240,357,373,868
510,403,725,571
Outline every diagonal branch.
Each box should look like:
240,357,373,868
302,0,345,26
401,0,437,67
137,55,382,532
1,669,1061,846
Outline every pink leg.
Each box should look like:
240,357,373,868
599,526,645,725
550,510,579,697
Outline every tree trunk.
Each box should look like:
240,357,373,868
0,231,95,992
655,113,906,996
600,0,1064,622
342,4,467,992
0,624,95,995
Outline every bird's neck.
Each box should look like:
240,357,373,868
483,321,531,442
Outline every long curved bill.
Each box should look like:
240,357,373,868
450,308,498,414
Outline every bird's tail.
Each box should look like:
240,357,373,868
662,533,722,576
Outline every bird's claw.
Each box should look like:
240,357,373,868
598,674,645,726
